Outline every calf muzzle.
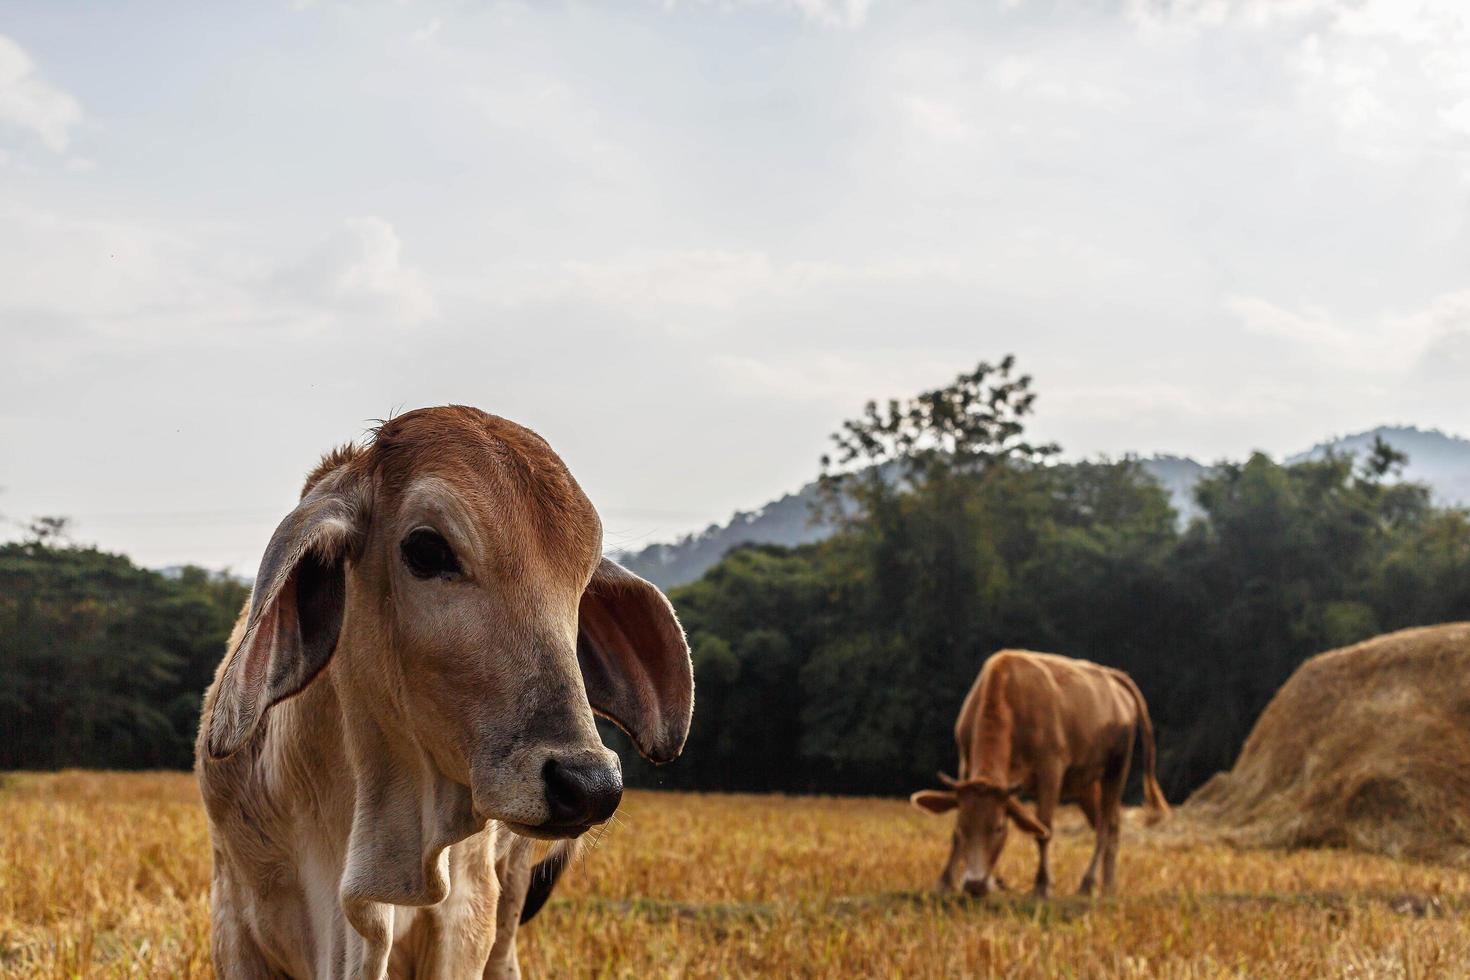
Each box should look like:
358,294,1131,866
541,755,623,831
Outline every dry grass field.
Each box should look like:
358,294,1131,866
5,772,1470,978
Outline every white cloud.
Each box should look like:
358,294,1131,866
1390,289,1470,348
1442,98,1470,137
0,207,435,349
880,35,1131,170
903,94,978,145
271,217,436,325
1396,297,1470,412
0,205,202,325
1227,296,1351,350
464,72,638,180
1407,328,1470,396
785,0,873,30
715,350,962,407
563,250,777,317
0,33,82,153
1046,380,1283,427
1040,379,1316,462
1227,290,1470,377
672,0,874,30
500,249,971,326
986,56,1128,108
1118,0,1470,171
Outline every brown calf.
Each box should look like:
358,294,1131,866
196,406,693,978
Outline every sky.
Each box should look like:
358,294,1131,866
2,0,1469,571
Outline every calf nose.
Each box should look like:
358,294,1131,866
542,756,623,827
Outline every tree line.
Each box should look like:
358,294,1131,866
6,358,1470,800
0,519,249,770
614,358,1470,799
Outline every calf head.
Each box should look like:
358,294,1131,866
911,772,1048,895
205,407,693,853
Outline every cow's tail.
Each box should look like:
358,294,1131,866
520,839,578,925
1112,670,1170,826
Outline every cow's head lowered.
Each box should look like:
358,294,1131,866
204,406,693,849
910,772,1048,895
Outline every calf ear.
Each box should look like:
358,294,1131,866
577,558,694,764
1004,798,1050,840
910,790,958,814
205,472,363,760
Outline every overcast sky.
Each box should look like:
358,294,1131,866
2,0,1468,571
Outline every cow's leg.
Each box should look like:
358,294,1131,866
1030,769,1062,899
1097,736,1135,896
1100,795,1124,896
1078,781,1101,830
986,830,1010,892
1077,782,1105,896
211,906,284,979
486,837,534,980
386,840,499,980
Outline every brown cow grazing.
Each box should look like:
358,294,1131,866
911,650,1168,898
196,406,693,979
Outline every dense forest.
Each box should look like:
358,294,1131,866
6,358,1470,802
0,519,249,770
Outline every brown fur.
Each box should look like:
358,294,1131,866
196,406,693,979
301,443,362,499
911,650,1168,898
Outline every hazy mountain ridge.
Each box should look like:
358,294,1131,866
615,426,1470,590
1286,426,1470,506
156,565,254,586
612,488,837,592
1137,455,1213,525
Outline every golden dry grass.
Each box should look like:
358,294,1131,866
6,772,1470,978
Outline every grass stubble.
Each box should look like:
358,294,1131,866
3,772,1469,978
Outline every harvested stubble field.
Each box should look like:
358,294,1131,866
5,772,1470,978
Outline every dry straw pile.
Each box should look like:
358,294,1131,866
1187,622,1470,865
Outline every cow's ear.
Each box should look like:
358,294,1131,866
578,558,694,764
205,469,364,760
1004,797,1050,839
910,789,958,814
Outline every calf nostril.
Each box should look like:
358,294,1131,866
542,757,623,827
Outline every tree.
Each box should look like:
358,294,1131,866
818,355,1058,522
0,522,248,770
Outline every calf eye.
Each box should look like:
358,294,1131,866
400,527,461,579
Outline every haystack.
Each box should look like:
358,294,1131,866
1186,623,1470,865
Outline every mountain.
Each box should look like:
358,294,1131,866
1136,455,1213,525
614,488,836,591
155,565,254,586
613,457,1209,590
615,426,1470,591
1286,426,1470,506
